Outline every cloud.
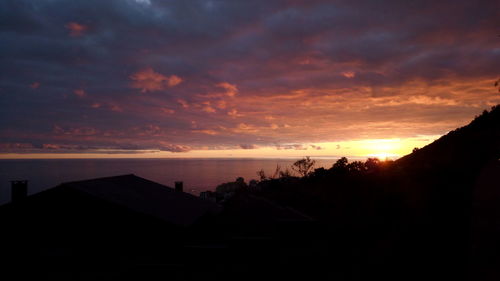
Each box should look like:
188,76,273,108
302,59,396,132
227,109,243,118
217,82,238,97
134,0,151,5
30,82,40,89
158,143,191,153
133,124,162,137
196,129,218,135
216,100,227,109
130,68,182,93
177,99,190,108
161,107,175,114
342,71,355,78
42,144,68,150
276,144,308,150
89,101,123,112
233,123,258,134
200,101,216,113
239,144,257,149
109,104,123,112
53,125,98,136
65,22,88,37
167,75,183,87
74,89,86,97
0,142,155,154
0,142,35,152
1,0,499,155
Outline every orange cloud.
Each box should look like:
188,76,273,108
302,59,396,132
342,71,356,78
216,100,227,109
74,89,86,97
65,22,88,37
177,99,189,108
201,102,216,113
130,68,182,93
109,104,123,112
195,129,218,135
217,82,238,97
233,123,258,134
228,109,243,118
167,75,183,87
161,108,175,114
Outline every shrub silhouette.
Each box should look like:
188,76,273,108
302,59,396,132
291,156,316,177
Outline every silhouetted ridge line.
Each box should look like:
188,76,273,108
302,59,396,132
396,105,500,172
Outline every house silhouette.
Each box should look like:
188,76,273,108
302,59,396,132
0,174,316,280
2,174,221,226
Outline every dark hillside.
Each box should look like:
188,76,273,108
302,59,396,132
1,106,498,280
397,105,500,173
248,105,500,280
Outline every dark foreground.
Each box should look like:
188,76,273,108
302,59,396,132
1,106,499,280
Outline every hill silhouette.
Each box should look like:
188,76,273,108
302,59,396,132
244,104,500,280
397,104,500,173
1,106,498,281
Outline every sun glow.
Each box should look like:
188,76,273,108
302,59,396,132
0,136,440,160
361,139,404,159
367,152,395,160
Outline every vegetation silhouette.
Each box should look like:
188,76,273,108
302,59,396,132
1,105,499,280
291,156,316,177
237,104,500,280
204,105,500,280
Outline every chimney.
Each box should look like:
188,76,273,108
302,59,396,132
175,181,183,192
11,180,28,203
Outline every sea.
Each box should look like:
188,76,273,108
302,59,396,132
0,158,342,205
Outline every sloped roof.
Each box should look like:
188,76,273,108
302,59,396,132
58,174,221,226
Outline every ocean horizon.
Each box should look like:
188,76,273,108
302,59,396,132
0,157,373,205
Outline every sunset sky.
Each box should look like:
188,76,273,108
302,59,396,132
1,0,499,159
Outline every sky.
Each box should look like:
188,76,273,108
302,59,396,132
1,0,499,159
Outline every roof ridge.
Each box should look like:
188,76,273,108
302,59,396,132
60,174,137,185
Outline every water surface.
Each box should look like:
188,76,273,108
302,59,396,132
0,158,338,205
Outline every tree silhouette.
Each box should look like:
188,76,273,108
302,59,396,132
347,160,366,172
279,167,293,178
257,169,267,181
271,164,282,179
216,177,247,193
292,156,316,177
364,157,381,171
332,157,348,171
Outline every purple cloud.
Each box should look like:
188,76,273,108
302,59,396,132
1,0,499,154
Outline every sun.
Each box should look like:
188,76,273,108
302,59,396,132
362,139,403,159
366,152,399,160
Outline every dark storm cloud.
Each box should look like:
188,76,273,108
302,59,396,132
1,0,499,153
